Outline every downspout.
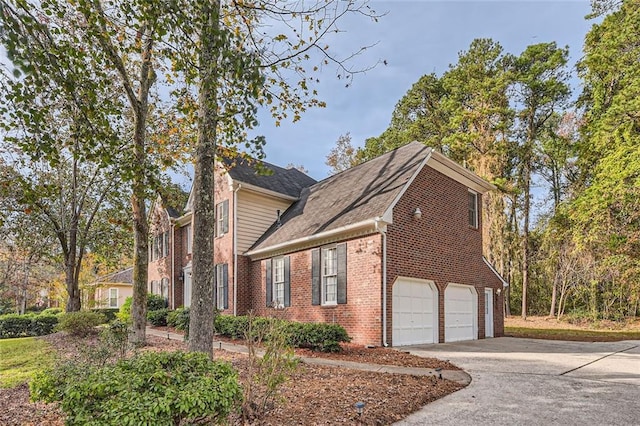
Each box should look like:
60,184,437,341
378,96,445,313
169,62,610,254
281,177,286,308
170,219,175,310
375,218,389,347
233,184,241,316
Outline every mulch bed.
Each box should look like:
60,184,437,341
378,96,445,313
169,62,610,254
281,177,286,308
0,332,464,425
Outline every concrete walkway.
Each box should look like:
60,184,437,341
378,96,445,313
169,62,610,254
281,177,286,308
146,327,470,385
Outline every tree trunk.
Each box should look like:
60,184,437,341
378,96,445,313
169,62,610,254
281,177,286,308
521,156,531,320
188,0,221,358
129,25,155,346
549,270,559,317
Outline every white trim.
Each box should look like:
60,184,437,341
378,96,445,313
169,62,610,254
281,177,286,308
235,181,299,202
483,256,509,287
246,218,386,260
381,148,433,223
233,184,240,316
427,150,496,193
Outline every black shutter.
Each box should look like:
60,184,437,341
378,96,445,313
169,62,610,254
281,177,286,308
337,243,347,304
213,265,218,308
222,199,229,234
223,263,229,310
311,249,320,305
284,256,291,307
265,259,272,307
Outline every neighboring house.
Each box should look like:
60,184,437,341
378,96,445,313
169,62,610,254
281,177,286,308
92,267,133,309
148,142,507,346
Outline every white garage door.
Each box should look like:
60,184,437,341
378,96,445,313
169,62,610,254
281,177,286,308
392,278,438,346
445,284,477,342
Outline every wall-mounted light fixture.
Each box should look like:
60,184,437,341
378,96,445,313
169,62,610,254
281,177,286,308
413,207,422,220
496,288,502,296
179,270,184,281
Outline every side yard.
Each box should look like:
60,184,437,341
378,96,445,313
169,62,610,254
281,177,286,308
0,331,464,425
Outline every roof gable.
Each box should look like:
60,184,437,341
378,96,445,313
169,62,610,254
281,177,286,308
248,142,432,255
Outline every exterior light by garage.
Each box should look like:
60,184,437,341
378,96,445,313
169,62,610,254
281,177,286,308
413,207,422,220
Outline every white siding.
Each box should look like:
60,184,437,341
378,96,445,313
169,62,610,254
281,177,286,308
237,190,292,253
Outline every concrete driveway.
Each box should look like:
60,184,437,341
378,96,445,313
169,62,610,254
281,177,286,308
396,338,640,425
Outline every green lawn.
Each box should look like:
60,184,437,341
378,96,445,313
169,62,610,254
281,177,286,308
0,337,55,388
504,326,640,342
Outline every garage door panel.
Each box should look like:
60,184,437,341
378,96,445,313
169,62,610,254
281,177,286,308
392,278,438,346
445,284,477,343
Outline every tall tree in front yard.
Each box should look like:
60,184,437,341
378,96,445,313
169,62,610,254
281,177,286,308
186,0,380,356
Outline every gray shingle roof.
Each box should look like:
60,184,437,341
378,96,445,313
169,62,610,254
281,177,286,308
249,142,431,252
96,267,133,285
223,157,317,199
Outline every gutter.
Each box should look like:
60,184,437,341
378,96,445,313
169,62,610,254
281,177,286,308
245,218,380,260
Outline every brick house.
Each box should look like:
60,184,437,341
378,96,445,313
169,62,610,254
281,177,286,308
148,142,507,346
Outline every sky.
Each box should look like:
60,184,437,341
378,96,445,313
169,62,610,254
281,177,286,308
0,1,596,184
255,0,595,180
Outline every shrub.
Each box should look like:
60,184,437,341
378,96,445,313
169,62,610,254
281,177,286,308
116,296,132,323
30,315,59,336
31,351,241,425
167,307,190,336
91,308,118,322
57,311,106,337
214,315,351,352
41,308,63,316
0,314,33,338
147,308,169,326
147,293,168,311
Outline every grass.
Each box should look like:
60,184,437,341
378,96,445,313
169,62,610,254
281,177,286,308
0,337,56,388
505,326,640,342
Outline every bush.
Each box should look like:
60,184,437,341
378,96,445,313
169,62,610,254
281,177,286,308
0,313,60,339
91,308,118,322
31,351,241,425
117,294,168,323
147,293,168,311
0,314,33,338
41,308,63,316
214,315,351,352
30,315,59,336
57,311,106,337
146,308,169,326
167,307,190,333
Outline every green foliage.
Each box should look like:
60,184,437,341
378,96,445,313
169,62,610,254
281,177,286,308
0,314,33,338
0,313,59,339
117,296,133,323
214,315,351,352
41,308,63,316
91,308,119,322
147,294,168,311
56,311,106,337
167,308,190,337
147,308,169,326
31,351,241,425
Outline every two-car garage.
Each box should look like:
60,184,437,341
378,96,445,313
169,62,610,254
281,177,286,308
392,277,478,346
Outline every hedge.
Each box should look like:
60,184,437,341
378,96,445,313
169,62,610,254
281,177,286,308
91,308,118,322
0,313,59,339
147,308,169,326
214,315,351,352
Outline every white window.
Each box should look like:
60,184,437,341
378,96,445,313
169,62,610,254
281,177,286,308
161,278,169,301
162,231,169,257
273,257,285,308
109,288,118,308
216,264,226,310
322,247,338,305
468,191,478,229
215,200,228,237
185,224,192,254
